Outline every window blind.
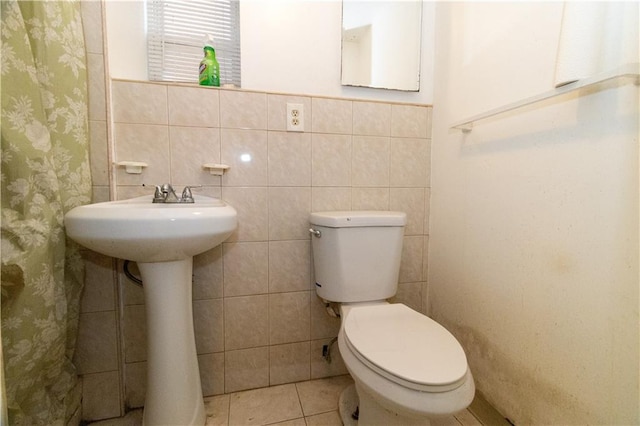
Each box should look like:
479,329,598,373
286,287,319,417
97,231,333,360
147,0,241,86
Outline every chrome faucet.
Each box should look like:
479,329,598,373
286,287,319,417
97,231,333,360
152,184,200,203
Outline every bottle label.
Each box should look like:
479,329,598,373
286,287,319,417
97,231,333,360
199,59,220,87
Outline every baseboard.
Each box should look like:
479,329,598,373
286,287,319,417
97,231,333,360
468,391,513,426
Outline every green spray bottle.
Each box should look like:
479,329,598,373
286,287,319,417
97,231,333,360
199,35,220,87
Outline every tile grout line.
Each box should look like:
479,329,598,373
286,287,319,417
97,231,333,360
293,382,306,420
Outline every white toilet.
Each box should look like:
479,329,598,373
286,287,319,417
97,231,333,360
309,211,475,426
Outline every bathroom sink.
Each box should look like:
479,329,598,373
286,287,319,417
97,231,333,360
65,193,237,425
64,194,237,263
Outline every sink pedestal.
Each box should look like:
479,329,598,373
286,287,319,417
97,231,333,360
138,258,205,426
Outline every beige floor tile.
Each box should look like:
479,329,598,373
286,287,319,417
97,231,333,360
295,375,354,416
266,418,306,426
205,394,230,426
431,415,463,426
305,410,342,426
87,379,480,426
228,383,303,426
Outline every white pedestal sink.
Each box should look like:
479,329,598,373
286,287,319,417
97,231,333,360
65,194,237,426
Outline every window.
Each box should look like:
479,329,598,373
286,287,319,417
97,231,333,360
147,0,241,86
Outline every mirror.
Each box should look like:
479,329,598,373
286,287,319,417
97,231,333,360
341,1,422,92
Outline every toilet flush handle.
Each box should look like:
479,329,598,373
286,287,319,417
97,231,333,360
309,228,321,238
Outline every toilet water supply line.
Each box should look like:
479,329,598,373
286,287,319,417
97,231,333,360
322,337,338,363
322,302,341,363
320,303,360,421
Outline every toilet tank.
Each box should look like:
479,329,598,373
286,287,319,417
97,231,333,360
309,211,406,303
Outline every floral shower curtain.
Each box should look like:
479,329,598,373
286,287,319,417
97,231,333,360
1,1,92,424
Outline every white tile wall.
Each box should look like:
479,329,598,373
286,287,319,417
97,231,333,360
311,134,352,186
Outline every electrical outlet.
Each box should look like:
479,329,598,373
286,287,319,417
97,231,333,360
286,103,304,132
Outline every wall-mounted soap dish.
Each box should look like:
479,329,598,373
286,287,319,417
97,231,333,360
115,161,148,174
202,163,230,176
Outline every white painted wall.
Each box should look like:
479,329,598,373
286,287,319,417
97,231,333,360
104,0,434,104
430,2,639,424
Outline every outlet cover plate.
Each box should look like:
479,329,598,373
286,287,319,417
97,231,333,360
286,103,304,132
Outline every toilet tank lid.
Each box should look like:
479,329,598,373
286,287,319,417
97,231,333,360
309,211,406,228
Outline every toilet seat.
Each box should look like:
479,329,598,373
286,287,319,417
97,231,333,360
343,304,468,392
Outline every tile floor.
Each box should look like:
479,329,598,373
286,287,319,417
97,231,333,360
89,375,482,426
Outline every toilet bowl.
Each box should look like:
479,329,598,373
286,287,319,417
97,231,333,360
338,303,475,425
308,211,475,425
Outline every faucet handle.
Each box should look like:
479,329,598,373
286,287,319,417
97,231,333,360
181,185,202,203
160,183,174,193
152,185,165,203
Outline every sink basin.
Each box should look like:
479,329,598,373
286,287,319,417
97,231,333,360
65,194,237,263
65,194,237,425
